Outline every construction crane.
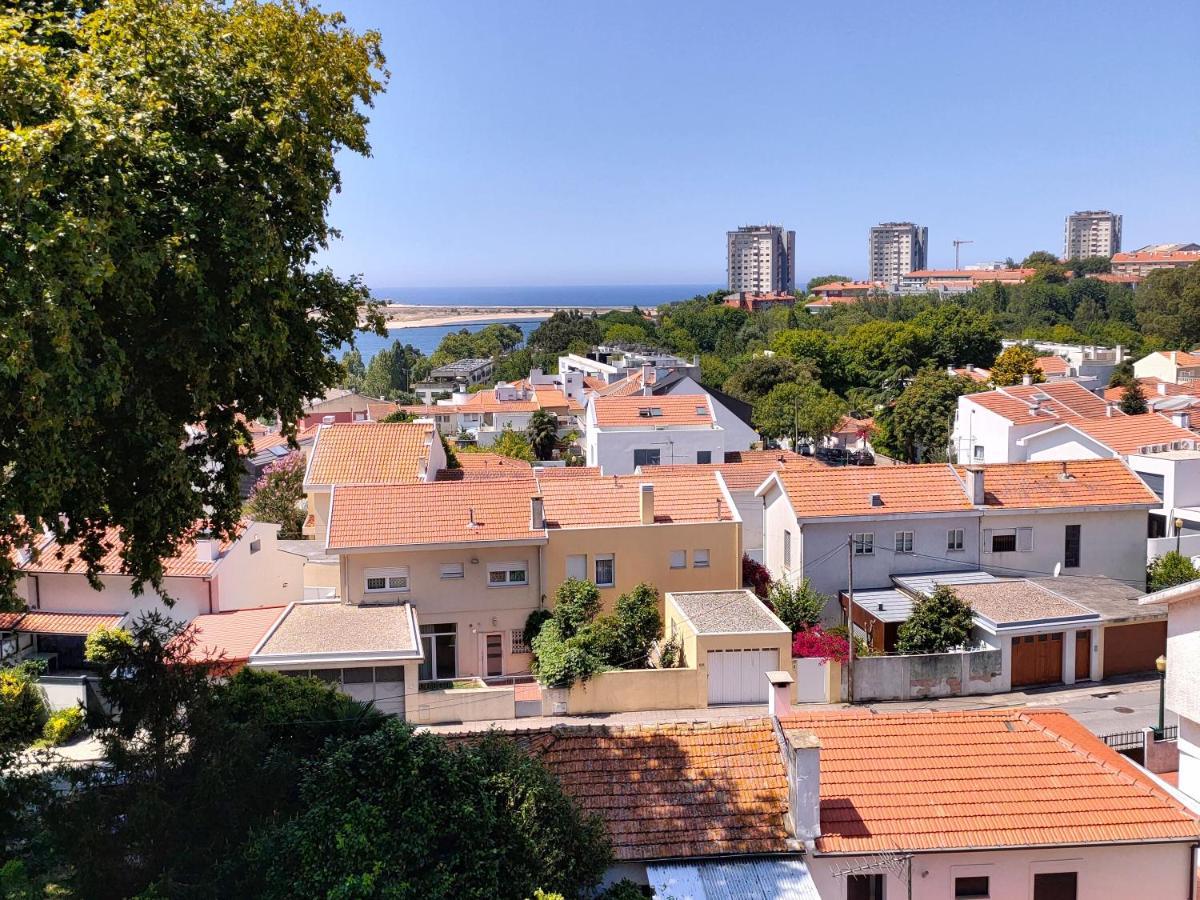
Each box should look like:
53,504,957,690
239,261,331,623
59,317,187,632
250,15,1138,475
953,239,974,270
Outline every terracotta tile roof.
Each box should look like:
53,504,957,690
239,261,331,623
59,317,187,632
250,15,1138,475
539,471,735,527
952,366,992,383
1088,273,1143,284
1069,414,1198,455
833,415,875,436
908,268,1036,282
592,394,714,428
648,451,816,492
489,720,791,861
1102,377,1184,401
966,380,1114,422
594,370,651,398
810,281,884,295
769,465,974,519
326,477,544,550
11,611,124,635
1112,250,1200,265
950,581,1095,626
1150,350,1200,367
436,453,535,481
1034,355,1070,376
305,422,436,486
535,465,603,478
21,525,233,577
958,459,1159,509
187,606,285,668
366,400,400,420
778,709,1200,854
582,376,610,391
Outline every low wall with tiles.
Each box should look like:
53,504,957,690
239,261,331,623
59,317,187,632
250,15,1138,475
850,648,1004,702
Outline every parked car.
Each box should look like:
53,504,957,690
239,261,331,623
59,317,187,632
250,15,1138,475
848,449,875,466
819,447,847,464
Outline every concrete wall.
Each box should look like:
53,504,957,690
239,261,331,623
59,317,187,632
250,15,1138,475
794,657,840,703
808,841,1195,900
27,571,212,621
1148,534,1200,563
658,375,758,451
1132,452,1200,517
210,523,304,611
850,647,1005,702
543,522,741,615
546,667,705,715
38,675,92,712
731,489,765,559
339,545,544,679
1165,596,1200,723
409,682,516,725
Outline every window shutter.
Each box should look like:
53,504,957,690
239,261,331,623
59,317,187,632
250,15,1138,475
566,555,587,581
1017,527,1034,552
982,529,992,553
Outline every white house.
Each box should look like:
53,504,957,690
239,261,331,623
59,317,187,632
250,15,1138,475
585,394,727,474
1134,350,1200,386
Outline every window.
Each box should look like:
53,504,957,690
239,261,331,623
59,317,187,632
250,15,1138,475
440,562,465,580
487,562,528,586
364,567,409,593
991,532,1016,552
955,876,990,899
783,529,792,569
973,444,984,461
1064,524,1080,569
947,528,965,552
636,406,663,418
986,527,1032,553
249,538,261,554
566,554,587,581
693,549,710,568
853,532,874,556
670,550,687,569
697,450,712,464
511,630,530,654
633,448,661,467
694,406,707,417
1033,872,1076,900
595,554,615,587
419,624,457,681
894,531,914,553
847,873,886,900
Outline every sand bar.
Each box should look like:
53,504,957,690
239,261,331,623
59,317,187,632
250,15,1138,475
367,304,639,330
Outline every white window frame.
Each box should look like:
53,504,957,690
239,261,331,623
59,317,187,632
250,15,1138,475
853,533,874,556
693,548,710,568
894,531,914,554
973,444,985,461
783,529,793,569
566,554,587,581
364,566,409,594
947,528,965,552
487,561,528,587
594,554,615,587
984,527,1033,553
669,550,687,570
439,562,465,580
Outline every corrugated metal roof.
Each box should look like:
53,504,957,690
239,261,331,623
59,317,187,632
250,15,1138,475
647,858,821,900
847,588,914,623
892,570,1001,595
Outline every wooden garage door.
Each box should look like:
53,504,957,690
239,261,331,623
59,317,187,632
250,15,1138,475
1103,622,1167,678
1012,633,1063,688
707,649,779,705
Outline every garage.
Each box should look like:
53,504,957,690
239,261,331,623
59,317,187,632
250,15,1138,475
1102,621,1167,678
1011,633,1064,687
707,648,782,705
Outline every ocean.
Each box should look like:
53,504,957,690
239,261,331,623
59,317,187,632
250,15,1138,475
342,283,719,361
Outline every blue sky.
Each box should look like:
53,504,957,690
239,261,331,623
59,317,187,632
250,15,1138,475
320,1,1200,288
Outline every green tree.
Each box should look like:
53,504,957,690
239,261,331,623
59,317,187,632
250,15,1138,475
0,0,387,605
1070,255,1113,275
601,322,652,346
886,368,967,463
528,311,603,353
768,579,829,632
246,451,306,538
752,380,847,447
1135,262,1200,348
895,586,974,654
379,409,415,423
990,344,1045,386
722,355,802,403
1119,378,1149,415
482,426,535,463
526,410,559,461
607,583,662,668
1148,551,1200,592
550,579,602,640
1022,250,1062,269
340,348,367,392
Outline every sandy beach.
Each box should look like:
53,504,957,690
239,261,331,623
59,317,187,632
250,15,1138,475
369,304,637,330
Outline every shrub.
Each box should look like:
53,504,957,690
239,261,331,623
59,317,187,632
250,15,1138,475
552,578,601,639
246,451,306,538
1148,551,1200,592
895,585,974,654
38,705,84,747
84,624,133,664
609,583,662,668
530,620,603,688
792,626,850,663
742,554,771,598
657,635,682,669
0,663,48,749
523,609,553,649
768,578,829,632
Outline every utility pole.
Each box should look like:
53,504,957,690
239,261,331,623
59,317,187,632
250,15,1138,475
846,533,855,705
953,239,974,270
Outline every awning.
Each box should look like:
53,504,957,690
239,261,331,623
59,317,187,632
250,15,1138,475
647,857,820,900
6,611,125,636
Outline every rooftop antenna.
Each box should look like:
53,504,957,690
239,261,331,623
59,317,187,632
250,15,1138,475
953,239,974,270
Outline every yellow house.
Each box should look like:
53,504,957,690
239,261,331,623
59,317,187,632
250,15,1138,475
539,468,742,611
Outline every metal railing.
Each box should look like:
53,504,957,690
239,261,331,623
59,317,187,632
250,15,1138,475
1102,725,1177,752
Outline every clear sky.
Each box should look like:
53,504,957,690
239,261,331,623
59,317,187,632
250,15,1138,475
320,1,1200,289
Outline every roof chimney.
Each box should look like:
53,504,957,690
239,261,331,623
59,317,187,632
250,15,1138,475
639,483,655,525
1173,411,1192,431
774,719,822,842
1158,382,1169,396
767,670,794,718
194,534,220,563
1022,373,1033,386
322,415,335,425
530,495,544,530
1106,400,1117,417
964,465,985,504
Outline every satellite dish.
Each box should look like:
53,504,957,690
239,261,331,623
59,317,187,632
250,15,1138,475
1052,563,1062,578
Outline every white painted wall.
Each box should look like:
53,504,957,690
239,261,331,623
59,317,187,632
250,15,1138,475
952,397,1065,464
980,509,1148,586
656,375,758,451
1022,429,1112,462
1130,453,1200,515
28,571,212,621
1165,596,1200,724
210,523,304,611
587,426,727,475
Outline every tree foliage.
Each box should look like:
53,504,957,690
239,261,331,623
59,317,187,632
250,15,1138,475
246,451,306,538
363,340,428,399
430,324,524,367
768,578,829,632
526,409,559,461
1148,551,1200,592
881,368,969,463
1119,378,1149,415
990,344,1045,386
482,426,535,463
1135,262,1200,349
0,0,387,604
752,379,847,445
527,311,603,353
806,275,851,293
895,586,974,654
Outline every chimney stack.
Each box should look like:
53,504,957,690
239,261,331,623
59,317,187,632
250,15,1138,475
1106,400,1117,417
1022,373,1033,386
767,670,794,718
773,718,822,842
322,415,335,425
639,483,655,525
194,534,220,563
1173,411,1191,431
1158,382,1169,396
530,495,544,530
964,465,986,504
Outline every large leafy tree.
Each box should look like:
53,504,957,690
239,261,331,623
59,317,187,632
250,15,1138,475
1136,262,1200,348
721,355,802,403
990,344,1045,386
896,586,974,654
884,367,968,463
0,0,387,605
526,409,559,461
752,379,846,446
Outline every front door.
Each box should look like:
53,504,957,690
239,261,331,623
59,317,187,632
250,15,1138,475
482,633,504,678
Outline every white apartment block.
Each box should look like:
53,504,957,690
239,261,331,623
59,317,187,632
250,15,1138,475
868,222,928,284
726,225,795,294
1064,210,1122,259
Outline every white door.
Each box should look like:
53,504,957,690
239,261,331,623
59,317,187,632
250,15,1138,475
707,648,780,705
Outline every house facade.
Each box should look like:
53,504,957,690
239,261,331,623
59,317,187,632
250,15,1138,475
585,394,726,474
1134,350,1200,386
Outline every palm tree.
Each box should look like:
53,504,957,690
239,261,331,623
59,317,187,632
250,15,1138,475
526,410,559,461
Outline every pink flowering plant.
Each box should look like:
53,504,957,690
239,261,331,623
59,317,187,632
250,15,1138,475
791,626,849,664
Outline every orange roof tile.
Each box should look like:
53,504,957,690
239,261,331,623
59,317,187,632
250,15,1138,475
13,611,124,635
966,380,1114,423
648,451,817,492
22,525,234,578
769,465,974,519
1103,377,1184,401
1113,250,1200,265
1069,414,1198,455
908,268,1036,282
305,422,435,486
436,453,534,481
539,471,735,527
592,394,714,428
326,477,545,550
594,370,653,398
956,459,1158,508
1151,350,1200,367
952,366,992,383
486,721,791,861
1034,355,1070,376
453,391,540,413
186,606,285,668
779,709,1200,854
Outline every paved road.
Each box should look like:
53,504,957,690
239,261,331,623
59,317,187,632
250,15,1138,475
425,675,1174,740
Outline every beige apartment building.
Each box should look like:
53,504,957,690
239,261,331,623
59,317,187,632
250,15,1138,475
1064,209,1122,259
868,221,927,284
726,224,795,294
